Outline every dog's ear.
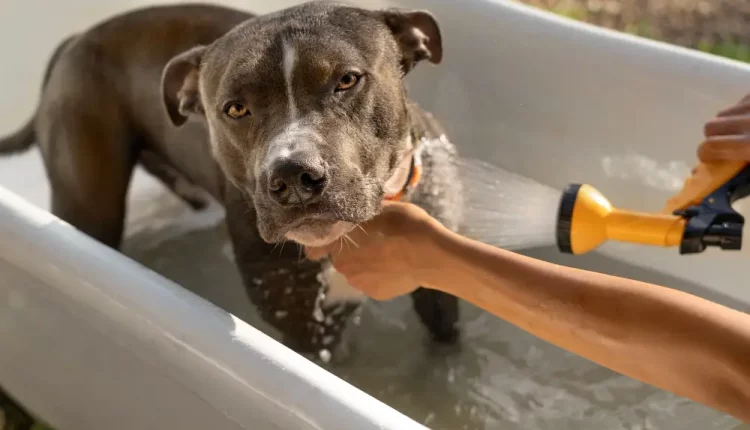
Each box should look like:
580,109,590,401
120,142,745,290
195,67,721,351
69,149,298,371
380,9,443,74
161,45,207,127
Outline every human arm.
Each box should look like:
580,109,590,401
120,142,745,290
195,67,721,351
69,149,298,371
305,202,750,422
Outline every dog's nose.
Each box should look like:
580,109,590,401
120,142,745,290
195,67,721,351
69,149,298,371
268,156,327,205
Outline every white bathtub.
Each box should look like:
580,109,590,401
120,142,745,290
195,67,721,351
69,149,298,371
1,0,750,429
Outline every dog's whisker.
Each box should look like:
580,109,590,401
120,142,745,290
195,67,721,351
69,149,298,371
356,224,368,235
343,233,359,249
341,234,351,250
350,234,360,248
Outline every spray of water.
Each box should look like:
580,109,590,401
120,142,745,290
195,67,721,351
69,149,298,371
458,157,562,251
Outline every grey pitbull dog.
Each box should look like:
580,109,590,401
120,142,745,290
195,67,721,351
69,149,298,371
0,2,464,360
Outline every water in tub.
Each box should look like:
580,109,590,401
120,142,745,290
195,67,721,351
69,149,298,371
1,3,749,429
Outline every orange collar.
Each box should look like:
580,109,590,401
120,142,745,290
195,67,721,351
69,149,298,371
384,151,422,202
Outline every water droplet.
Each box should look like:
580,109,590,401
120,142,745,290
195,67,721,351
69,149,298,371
221,243,235,261
319,349,332,363
274,310,288,320
313,307,325,323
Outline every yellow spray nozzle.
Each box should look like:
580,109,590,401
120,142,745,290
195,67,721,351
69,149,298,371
556,157,750,256
556,158,750,255
556,184,686,255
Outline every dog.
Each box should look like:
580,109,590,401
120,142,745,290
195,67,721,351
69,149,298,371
0,1,464,361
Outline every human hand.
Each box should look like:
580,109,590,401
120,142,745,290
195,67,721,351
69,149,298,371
304,201,442,300
699,93,750,162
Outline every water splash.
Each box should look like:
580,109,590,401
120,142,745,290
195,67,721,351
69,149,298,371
601,154,691,192
458,158,562,251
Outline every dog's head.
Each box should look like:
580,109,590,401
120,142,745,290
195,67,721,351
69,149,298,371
161,2,442,246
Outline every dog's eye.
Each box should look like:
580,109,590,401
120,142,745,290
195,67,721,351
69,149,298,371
335,73,360,92
225,103,250,119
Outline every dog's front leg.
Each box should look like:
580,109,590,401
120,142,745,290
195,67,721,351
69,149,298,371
407,136,464,345
223,186,359,362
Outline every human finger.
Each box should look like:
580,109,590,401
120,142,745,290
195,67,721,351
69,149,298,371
697,135,750,162
716,101,750,118
704,115,750,137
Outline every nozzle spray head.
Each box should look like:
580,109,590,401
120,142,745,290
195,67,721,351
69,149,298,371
556,183,612,255
556,183,691,255
556,165,750,256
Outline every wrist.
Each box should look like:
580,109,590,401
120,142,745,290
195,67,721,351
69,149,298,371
406,218,463,293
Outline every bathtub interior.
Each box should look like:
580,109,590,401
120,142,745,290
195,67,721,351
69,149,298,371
2,0,750,429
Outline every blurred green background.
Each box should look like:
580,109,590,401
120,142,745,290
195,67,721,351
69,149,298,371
519,0,750,63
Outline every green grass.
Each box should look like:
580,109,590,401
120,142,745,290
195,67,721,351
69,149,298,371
696,39,750,63
555,7,589,22
545,4,750,64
